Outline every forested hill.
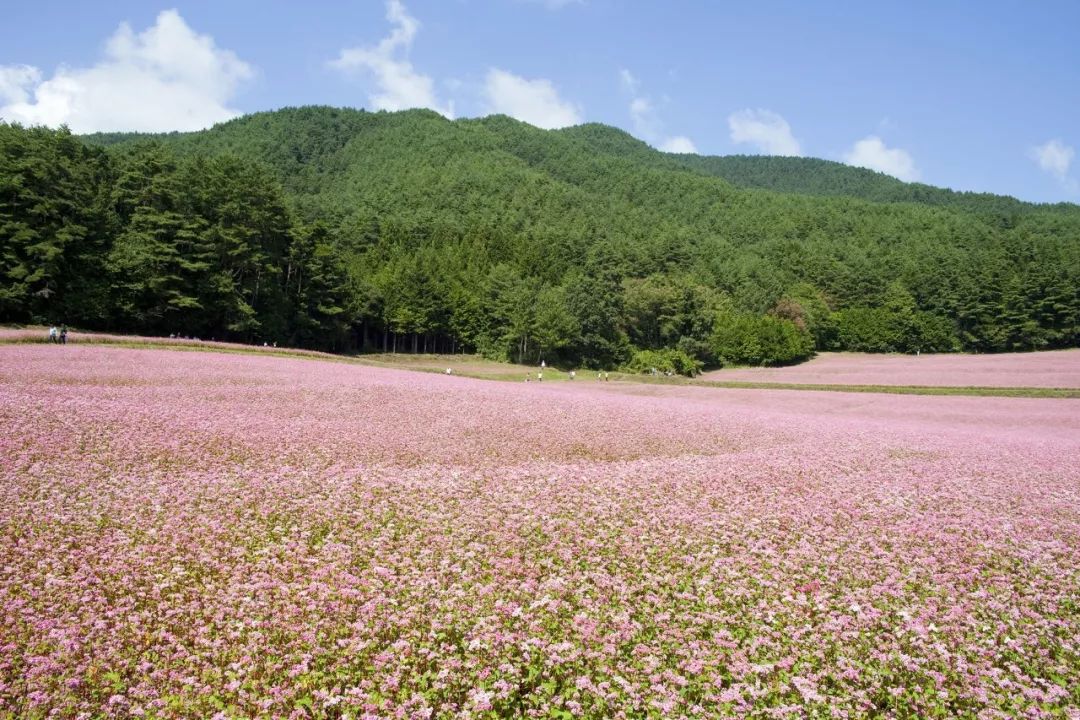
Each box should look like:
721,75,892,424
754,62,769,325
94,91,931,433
3,106,1079,371
670,155,1050,218
83,107,1076,226
88,109,1071,220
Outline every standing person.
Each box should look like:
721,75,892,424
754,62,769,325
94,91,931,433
569,370,575,380
47,326,57,343
540,359,546,369
537,370,543,382
59,325,67,345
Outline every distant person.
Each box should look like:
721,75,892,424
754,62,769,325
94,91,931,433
445,367,452,375
537,371,543,382
47,326,57,343
59,325,67,345
569,370,575,380
541,359,546,369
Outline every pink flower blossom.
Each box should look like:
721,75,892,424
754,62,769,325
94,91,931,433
0,344,1077,718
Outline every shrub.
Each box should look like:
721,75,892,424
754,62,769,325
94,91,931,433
624,348,703,377
711,312,814,366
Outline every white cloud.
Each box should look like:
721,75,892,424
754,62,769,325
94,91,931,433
1029,139,1074,181
483,68,581,129
330,0,453,118
728,109,802,156
842,135,920,181
0,10,252,133
0,65,42,106
659,136,697,154
619,68,697,154
628,96,658,138
877,116,898,133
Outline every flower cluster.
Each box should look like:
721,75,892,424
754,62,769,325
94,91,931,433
1,345,1078,718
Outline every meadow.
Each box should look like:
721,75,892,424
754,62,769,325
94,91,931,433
1,344,1078,719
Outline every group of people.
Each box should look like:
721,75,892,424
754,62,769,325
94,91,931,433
525,359,609,382
47,325,68,344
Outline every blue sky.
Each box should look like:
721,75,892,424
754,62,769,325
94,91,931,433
2,0,1077,202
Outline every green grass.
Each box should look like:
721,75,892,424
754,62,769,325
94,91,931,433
354,353,625,382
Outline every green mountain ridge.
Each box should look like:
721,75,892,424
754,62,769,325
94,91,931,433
83,106,1076,216
3,106,1078,367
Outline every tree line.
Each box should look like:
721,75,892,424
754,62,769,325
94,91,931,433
3,111,1079,373
1,124,351,351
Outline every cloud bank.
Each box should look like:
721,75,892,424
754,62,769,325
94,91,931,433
0,10,252,133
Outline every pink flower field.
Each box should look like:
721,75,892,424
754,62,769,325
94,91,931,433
1,345,1079,719
700,350,1080,389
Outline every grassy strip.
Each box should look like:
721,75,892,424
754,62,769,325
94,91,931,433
573,371,1080,398
693,379,1080,399
4,333,1078,398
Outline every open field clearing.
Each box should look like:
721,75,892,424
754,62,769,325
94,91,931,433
701,351,1080,389
6,329,1080,398
1,345,1079,718
0,328,342,362
0,329,587,383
